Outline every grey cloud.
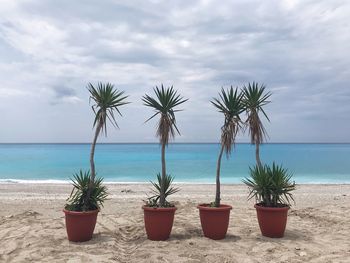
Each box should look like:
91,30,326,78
90,45,166,66
50,85,81,105
0,0,349,142
52,85,75,97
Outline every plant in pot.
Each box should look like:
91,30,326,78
63,82,128,242
243,163,296,238
142,84,187,241
197,87,244,240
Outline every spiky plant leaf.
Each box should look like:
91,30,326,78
65,170,108,211
211,86,244,207
142,84,187,145
211,86,244,156
242,163,295,207
242,82,271,145
87,82,129,136
147,173,179,207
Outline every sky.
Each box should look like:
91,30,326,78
0,0,349,143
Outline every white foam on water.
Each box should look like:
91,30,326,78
0,179,70,184
0,178,349,185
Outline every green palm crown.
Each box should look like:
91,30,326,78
88,82,129,135
211,86,244,156
142,84,188,145
242,82,271,144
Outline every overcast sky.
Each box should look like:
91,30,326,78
0,0,349,143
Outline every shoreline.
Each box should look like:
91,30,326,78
1,183,349,203
1,179,350,185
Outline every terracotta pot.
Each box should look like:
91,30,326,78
254,204,289,238
197,204,232,240
63,209,99,242
142,206,177,241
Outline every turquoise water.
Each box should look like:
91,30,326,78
0,143,349,183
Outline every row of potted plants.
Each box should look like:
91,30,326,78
63,82,296,242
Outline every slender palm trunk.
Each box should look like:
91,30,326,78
264,194,271,206
160,142,166,207
215,144,225,207
83,122,102,211
90,123,102,181
255,142,262,168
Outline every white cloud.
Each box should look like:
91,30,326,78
0,0,349,142
0,88,28,98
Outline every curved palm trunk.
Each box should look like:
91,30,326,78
215,144,225,207
255,142,262,167
160,142,166,207
83,122,102,211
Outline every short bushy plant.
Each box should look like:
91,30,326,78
147,173,179,207
65,170,108,211
243,163,296,207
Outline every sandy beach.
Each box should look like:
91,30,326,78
0,183,349,262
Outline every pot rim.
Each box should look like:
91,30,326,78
254,204,290,211
142,205,177,212
197,203,232,211
63,208,99,215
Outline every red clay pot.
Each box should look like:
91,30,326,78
254,204,289,238
142,206,177,241
63,209,99,242
197,204,232,240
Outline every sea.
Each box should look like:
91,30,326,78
0,143,349,184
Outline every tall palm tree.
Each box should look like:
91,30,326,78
211,87,244,207
242,82,271,167
142,84,187,207
84,82,129,209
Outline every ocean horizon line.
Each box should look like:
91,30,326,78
1,142,350,145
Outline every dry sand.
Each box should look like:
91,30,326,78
0,183,350,263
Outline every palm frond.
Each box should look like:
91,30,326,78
142,84,187,145
211,86,244,156
87,82,129,136
242,82,271,144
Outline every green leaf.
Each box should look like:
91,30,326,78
65,170,108,211
147,173,179,207
242,163,295,207
87,82,129,136
211,86,244,156
242,82,271,145
142,84,188,145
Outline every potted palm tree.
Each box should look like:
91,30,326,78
243,163,295,237
242,82,271,167
63,82,128,242
197,87,244,240
142,84,187,241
